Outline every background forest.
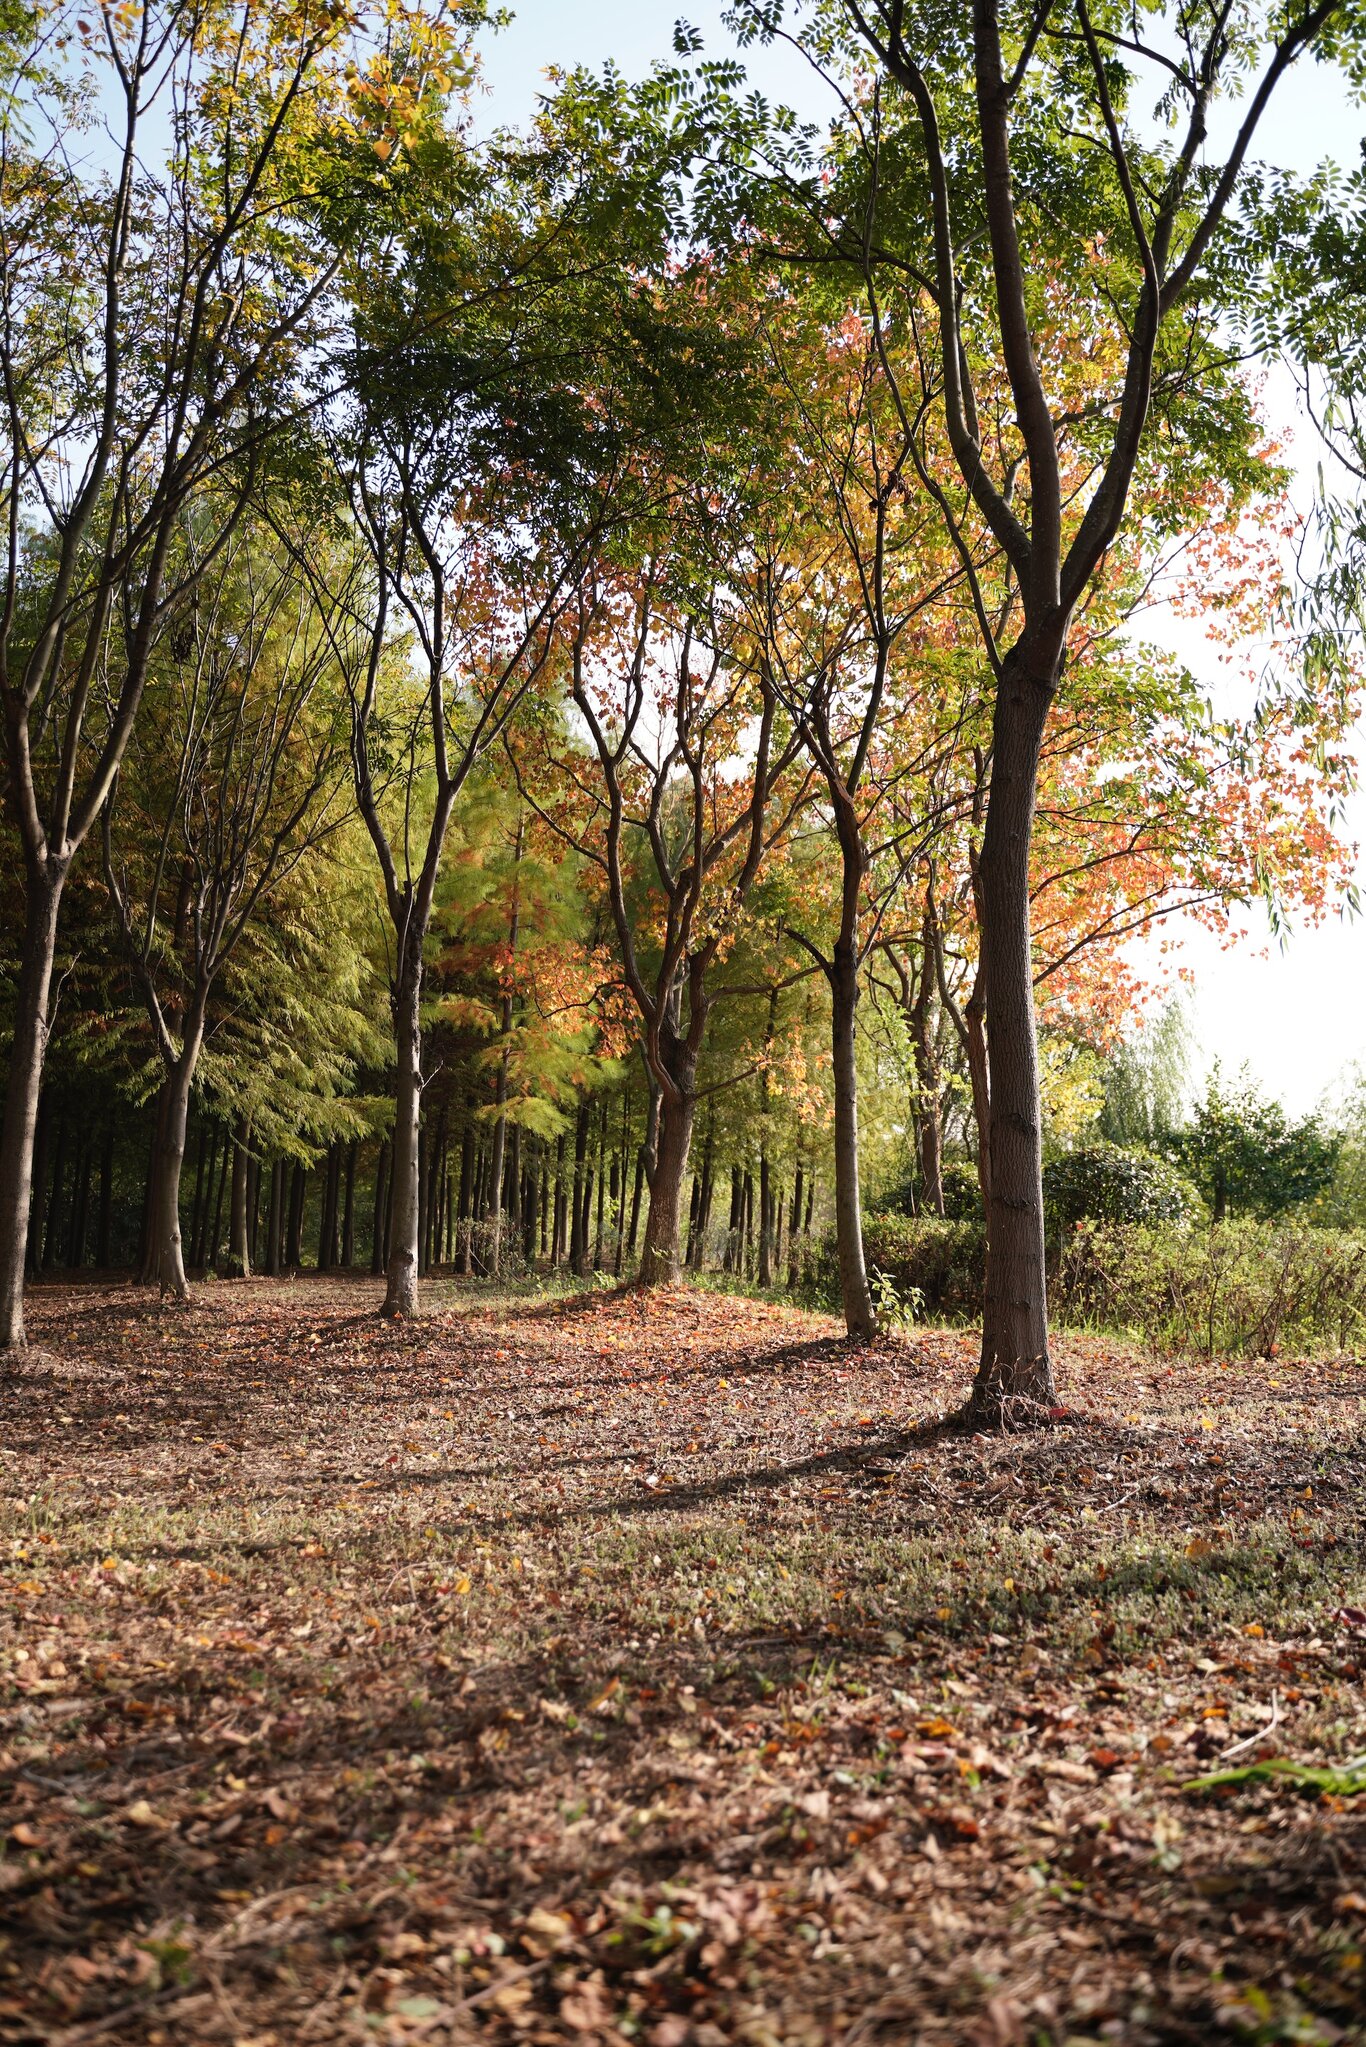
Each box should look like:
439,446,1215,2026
4,0,1366,1378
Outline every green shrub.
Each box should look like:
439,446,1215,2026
862,1213,986,1318
1044,1142,1202,1228
1055,1221,1366,1357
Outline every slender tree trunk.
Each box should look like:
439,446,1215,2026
247,1153,261,1269
265,1159,284,1277
96,1121,114,1269
569,1098,591,1276
0,878,62,1347
370,1140,389,1276
25,1090,49,1281
830,944,876,1337
638,1075,695,1287
968,663,1056,1419
229,1123,251,1278
43,1109,68,1271
417,1120,430,1278
187,1120,209,1272
341,1142,357,1268
457,1099,475,1277
383,949,423,1317
593,1097,608,1268
319,1143,340,1271
144,1042,201,1299
68,1134,92,1268
207,1126,228,1271
552,1134,567,1267
788,1154,805,1289
285,1161,306,1270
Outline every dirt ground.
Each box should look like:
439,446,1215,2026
2,1275,1365,2046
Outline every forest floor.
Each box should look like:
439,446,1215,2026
3,1279,1366,2047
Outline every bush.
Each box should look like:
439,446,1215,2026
1055,1221,1366,1357
1044,1143,1201,1229
862,1213,986,1318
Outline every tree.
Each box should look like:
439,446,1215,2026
1175,1066,1340,1221
716,0,1351,1414
101,517,350,1296
517,545,809,1285
0,0,401,1349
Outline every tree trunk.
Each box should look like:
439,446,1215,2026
383,951,423,1317
569,1097,591,1276
68,1133,92,1268
341,1142,357,1268
187,1119,209,1272
788,1156,804,1289
229,1123,251,1277
43,1108,68,1270
968,662,1056,1420
265,1158,284,1277
144,1046,200,1299
285,1161,306,1271
96,1121,114,1269
0,879,61,1346
370,1140,389,1275
207,1126,228,1271
638,1078,695,1286
830,944,876,1337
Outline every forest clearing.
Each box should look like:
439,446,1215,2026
3,1280,1365,2046
6,0,1366,2038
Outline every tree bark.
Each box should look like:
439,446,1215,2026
144,1045,200,1299
638,1076,695,1286
383,949,423,1317
228,1123,251,1277
968,661,1056,1419
0,877,61,1344
341,1142,357,1268
96,1121,114,1269
830,944,876,1338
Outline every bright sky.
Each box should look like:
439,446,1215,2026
477,4,1366,1117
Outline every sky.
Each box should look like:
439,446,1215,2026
474,3,1366,1117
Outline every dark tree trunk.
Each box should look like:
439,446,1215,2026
143,1050,200,1298
187,1119,209,1272
67,1134,92,1268
788,1156,805,1289
456,1100,475,1277
569,1098,591,1276
265,1158,284,1277
638,1072,695,1287
0,878,62,1346
96,1121,114,1269
247,1153,261,1269
285,1161,306,1271
341,1142,357,1268
229,1122,251,1278
207,1126,228,1271
25,1090,49,1282
383,945,423,1317
552,1134,566,1267
318,1143,340,1271
43,1109,68,1271
830,944,876,1337
370,1140,389,1276
968,659,1056,1420
592,1097,608,1268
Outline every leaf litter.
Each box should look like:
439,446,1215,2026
2,1277,1365,2044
